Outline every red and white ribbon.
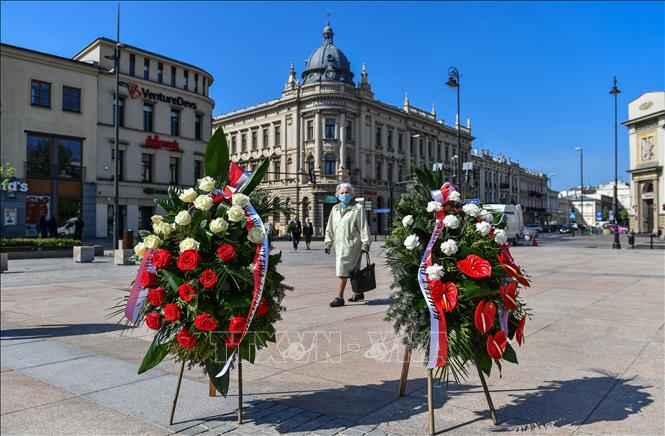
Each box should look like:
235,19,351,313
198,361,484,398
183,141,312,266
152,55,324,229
418,182,457,369
125,249,156,323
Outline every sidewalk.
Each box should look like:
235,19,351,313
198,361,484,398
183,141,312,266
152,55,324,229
1,240,664,435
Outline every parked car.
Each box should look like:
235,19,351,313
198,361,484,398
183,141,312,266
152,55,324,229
525,223,543,233
559,224,574,234
57,217,78,237
522,226,539,240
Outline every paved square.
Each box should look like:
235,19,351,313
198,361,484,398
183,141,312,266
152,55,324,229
1,235,663,435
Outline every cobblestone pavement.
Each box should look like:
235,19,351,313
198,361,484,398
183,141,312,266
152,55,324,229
1,237,664,435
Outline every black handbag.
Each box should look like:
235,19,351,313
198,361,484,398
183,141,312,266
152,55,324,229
350,252,376,293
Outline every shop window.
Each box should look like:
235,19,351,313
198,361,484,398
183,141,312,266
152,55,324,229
62,86,81,113
56,138,82,179
57,197,81,228
26,134,51,177
31,80,50,107
139,206,154,232
142,153,153,182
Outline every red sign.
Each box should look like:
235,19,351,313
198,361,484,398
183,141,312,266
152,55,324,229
145,135,180,151
127,83,141,99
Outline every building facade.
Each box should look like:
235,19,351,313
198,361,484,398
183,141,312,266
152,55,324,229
213,24,473,236
0,39,214,239
623,91,664,235
465,149,550,224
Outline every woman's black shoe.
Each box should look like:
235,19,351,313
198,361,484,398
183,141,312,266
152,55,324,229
348,293,364,302
329,297,345,307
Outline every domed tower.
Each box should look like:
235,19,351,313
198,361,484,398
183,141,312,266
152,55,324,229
301,23,354,86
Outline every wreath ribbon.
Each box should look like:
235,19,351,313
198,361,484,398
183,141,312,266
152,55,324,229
417,182,457,369
125,250,156,323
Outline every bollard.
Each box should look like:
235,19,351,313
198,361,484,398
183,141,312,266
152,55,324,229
628,232,635,249
650,234,654,250
122,230,134,249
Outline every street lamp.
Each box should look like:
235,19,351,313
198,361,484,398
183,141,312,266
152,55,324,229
575,147,584,232
610,76,621,249
548,173,555,226
446,67,462,194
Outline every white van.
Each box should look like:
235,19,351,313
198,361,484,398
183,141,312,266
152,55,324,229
483,204,524,244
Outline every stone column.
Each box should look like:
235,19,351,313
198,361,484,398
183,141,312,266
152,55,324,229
315,111,322,176
339,112,346,172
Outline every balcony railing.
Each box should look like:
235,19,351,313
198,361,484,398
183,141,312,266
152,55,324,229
25,162,85,180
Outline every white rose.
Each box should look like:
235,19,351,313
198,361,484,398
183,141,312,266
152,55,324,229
153,221,173,236
227,205,245,222
151,215,163,224
476,221,491,236
179,237,200,253
179,188,197,202
462,203,481,217
198,176,216,193
426,264,445,281
426,201,443,213
134,242,147,258
494,229,508,245
447,191,461,202
403,234,421,251
440,239,458,256
232,193,250,208
402,215,414,227
193,194,213,211
143,234,162,249
443,215,460,229
209,217,229,234
247,227,265,244
480,210,493,223
175,210,192,226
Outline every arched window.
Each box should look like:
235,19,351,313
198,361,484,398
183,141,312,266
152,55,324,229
324,154,336,176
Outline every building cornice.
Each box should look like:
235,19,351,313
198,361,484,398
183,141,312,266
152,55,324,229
1,43,99,75
622,110,665,126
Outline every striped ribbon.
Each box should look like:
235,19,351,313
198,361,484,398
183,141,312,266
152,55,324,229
125,249,156,323
417,182,457,369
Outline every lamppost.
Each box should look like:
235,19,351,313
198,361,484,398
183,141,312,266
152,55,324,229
446,67,462,194
610,76,621,249
548,173,555,226
575,147,584,232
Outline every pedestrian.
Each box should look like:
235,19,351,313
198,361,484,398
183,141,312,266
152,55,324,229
303,217,314,249
324,182,371,307
74,216,84,241
288,218,302,250
39,215,47,238
48,216,58,238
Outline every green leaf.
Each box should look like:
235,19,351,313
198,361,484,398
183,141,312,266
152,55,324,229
503,343,518,364
205,361,230,396
462,281,490,299
476,352,492,377
238,158,270,195
216,202,230,218
204,127,230,183
160,269,182,293
138,336,169,374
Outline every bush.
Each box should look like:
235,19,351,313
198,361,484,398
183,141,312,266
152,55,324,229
0,238,81,248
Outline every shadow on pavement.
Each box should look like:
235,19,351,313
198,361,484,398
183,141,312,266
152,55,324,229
0,323,130,340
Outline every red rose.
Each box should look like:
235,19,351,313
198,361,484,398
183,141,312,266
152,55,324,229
176,329,198,349
474,300,496,334
200,269,218,288
164,303,181,322
486,331,507,360
144,313,162,330
147,287,166,307
178,283,196,302
500,281,518,311
256,299,270,316
177,250,200,271
194,313,218,331
140,270,157,288
151,249,172,269
216,244,236,262
226,333,241,349
457,254,492,279
516,317,526,346
228,316,247,334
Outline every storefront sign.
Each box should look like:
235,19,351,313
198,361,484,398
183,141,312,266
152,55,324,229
0,179,28,192
128,83,198,109
145,135,180,151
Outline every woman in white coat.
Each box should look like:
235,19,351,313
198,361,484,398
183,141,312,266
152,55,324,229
324,182,371,307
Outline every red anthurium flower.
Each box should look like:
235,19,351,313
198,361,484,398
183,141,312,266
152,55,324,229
457,255,492,278
151,249,172,269
147,287,166,307
144,313,162,330
486,331,507,360
178,283,196,302
474,300,496,334
500,281,518,311
431,281,458,313
516,317,526,346
176,329,198,349
194,314,218,331
497,248,530,287
164,303,181,322
256,299,270,316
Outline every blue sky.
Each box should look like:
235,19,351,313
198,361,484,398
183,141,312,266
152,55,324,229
2,1,663,190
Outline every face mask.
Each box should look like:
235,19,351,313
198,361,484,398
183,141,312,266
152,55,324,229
338,193,352,204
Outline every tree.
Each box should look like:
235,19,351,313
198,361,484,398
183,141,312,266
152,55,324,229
0,161,16,191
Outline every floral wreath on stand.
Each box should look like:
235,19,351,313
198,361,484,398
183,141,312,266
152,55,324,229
113,128,290,395
385,167,532,382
